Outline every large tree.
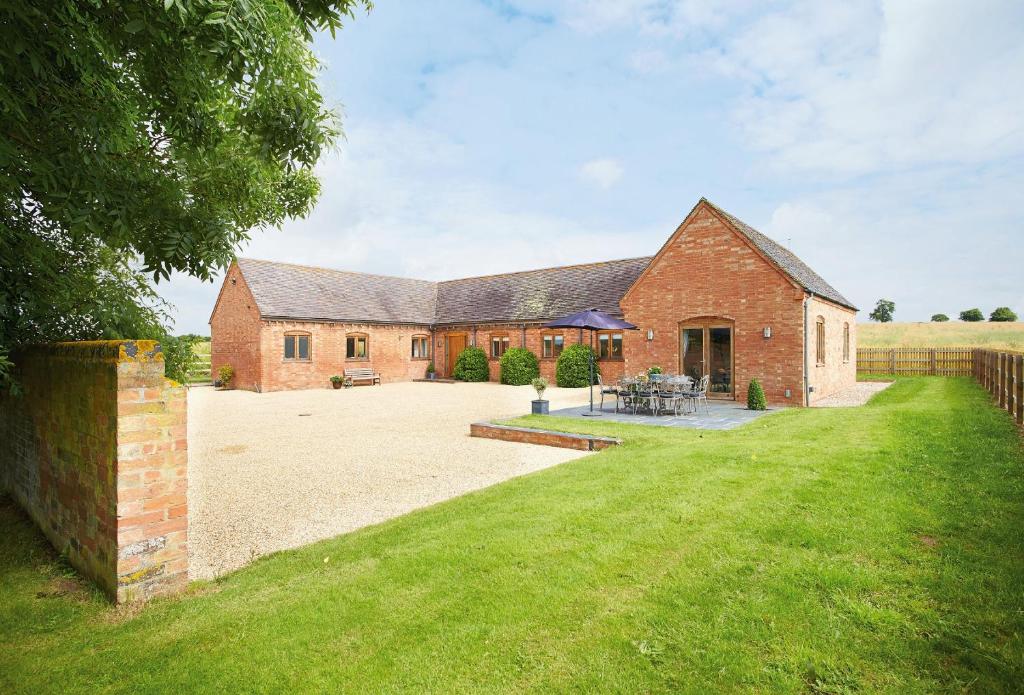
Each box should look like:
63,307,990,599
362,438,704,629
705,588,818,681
869,299,895,323
0,0,369,380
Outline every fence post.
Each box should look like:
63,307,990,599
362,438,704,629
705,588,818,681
1011,356,1019,427
889,349,896,375
999,353,1007,409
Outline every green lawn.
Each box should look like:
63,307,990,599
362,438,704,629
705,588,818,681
1,378,1022,693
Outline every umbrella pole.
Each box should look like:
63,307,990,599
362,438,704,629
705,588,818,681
583,329,601,417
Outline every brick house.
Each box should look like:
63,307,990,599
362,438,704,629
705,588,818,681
210,198,857,405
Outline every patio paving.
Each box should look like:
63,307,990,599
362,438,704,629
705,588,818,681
548,399,774,430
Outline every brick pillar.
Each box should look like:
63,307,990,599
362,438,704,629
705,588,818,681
115,355,189,602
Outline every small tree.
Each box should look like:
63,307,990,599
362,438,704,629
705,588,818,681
499,347,540,385
555,344,600,387
959,308,984,322
532,377,548,400
453,346,489,382
989,307,1018,322
869,299,895,322
930,314,949,322
746,378,767,411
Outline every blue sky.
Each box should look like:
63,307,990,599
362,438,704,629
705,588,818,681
163,0,1024,333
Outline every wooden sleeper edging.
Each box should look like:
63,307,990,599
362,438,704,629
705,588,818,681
470,422,621,451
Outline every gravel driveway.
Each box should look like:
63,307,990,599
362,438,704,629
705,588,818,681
186,382,591,579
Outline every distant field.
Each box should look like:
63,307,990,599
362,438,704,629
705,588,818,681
859,322,1024,350
192,339,211,356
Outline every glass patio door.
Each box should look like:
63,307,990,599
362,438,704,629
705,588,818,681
680,322,734,398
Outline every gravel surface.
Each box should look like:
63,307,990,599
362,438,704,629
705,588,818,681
814,381,893,407
186,382,592,579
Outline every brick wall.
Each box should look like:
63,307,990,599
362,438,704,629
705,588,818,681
807,297,857,403
622,204,816,406
433,323,627,384
256,320,434,391
210,262,262,390
0,341,188,602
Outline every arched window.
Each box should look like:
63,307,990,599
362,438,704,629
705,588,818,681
346,333,368,359
842,322,850,363
283,332,311,361
815,317,826,366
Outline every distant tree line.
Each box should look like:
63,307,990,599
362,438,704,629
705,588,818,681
869,300,1018,323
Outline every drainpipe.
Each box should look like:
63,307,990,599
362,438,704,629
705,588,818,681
803,292,813,406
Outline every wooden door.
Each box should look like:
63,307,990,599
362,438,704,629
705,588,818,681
446,334,466,376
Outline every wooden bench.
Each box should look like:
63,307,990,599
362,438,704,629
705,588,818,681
344,367,381,386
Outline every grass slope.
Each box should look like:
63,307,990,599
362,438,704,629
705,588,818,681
1,378,1022,693
859,322,1024,350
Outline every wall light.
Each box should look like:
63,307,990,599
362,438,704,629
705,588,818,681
763,326,772,338
646,329,654,341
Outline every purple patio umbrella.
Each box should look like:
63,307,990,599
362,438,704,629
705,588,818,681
543,308,637,416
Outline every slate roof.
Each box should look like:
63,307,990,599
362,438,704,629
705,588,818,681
232,199,854,325
236,258,438,324
434,257,653,324
702,198,857,311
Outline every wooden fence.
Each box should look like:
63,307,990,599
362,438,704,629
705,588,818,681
974,349,1024,427
856,347,1023,425
856,347,974,376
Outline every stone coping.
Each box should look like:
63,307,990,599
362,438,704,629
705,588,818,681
470,422,621,451
15,340,163,363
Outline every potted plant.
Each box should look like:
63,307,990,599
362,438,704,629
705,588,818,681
217,365,234,390
343,375,354,389
426,361,436,380
531,377,549,415
330,375,343,390
648,365,663,376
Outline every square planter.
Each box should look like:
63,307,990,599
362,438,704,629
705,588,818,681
531,399,549,415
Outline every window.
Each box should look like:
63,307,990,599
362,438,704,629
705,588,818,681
411,335,429,359
490,334,510,358
542,333,564,358
815,317,825,366
598,332,623,359
346,333,368,359
842,322,850,363
283,333,310,361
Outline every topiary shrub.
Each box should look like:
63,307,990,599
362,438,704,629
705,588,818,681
930,313,949,322
453,346,489,382
747,378,767,411
555,343,599,387
499,347,539,385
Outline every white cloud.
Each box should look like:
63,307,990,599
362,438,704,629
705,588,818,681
714,0,1024,175
566,0,748,36
578,158,624,189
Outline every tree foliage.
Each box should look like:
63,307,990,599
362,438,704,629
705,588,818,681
499,347,539,385
869,299,895,323
555,343,599,388
959,308,984,322
453,346,489,382
930,314,950,322
989,307,1018,322
0,0,369,384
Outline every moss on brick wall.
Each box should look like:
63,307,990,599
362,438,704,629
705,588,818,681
0,340,187,602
